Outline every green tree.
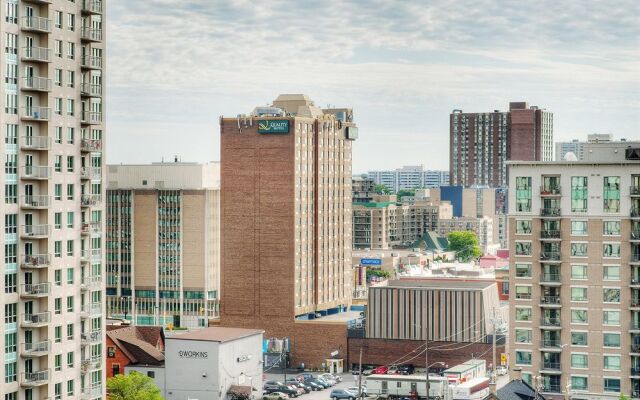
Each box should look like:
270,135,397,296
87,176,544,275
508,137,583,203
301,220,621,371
448,231,482,262
366,269,391,280
374,184,391,195
396,188,416,200
619,394,629,400
107,371,163,400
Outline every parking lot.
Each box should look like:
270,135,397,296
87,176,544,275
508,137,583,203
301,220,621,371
263,372,361,400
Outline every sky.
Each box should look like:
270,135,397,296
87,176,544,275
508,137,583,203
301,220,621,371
106,0,640,174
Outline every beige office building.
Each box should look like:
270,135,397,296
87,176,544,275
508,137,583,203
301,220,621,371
0,1,106,398
508,146,640,399
105,162,220,329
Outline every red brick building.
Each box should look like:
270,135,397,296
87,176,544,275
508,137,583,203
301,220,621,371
105,325,165,378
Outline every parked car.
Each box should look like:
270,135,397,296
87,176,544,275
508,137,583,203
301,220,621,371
263,392,289,400
297,373,315,382
286,379,311,393
317,377,335,387
307,380,325,391
372,366,388,375
361,368,375,376
309,378,331,389
496,366,507,376
319,373,342,383
386,366,399,375
347,387,368,397
330,389,357,400
397,365,414,375
265,381,286,387
265,385,300,398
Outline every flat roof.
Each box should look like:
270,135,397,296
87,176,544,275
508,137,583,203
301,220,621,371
381,279,494,290
296,310,361,324
167,327,263,343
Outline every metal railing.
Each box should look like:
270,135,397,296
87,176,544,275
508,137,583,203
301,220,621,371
81,111,102,124
21,135,51,150
541,383,561,393
21,16,51,32
541,339,562,348
21,106,51,120
540,251,561,261
81,139,102,152
81,55,102,69
540,273,561,283
22,76,52,91
81,82,102,97
20,254,51,268
21,195,50,208
540,186,561,195
540,208,561,217
632,344,640,353
81,27,102,41
21,224,50,237
81,330,102,345
632,230,640,240
81,302,102,317
81,385,103,399
21,282,51,297
81,275,102,290
22,340,50,355
21,369,50,386
82,0,103,14
632,186,640,196
81,194,102,206
540,317,561,326
21,312,51,326
21,46,51,62
540,361,561,371
541,296,561,305
540,230,561,239
632,298,640,307
632,207,640,218
22,165,51,179
80,166,102,180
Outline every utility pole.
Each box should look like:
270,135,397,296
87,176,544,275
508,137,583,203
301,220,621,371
357,347,363,399
492,307,497,385
282,340,287,383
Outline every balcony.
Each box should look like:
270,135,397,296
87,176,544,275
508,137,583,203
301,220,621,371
541,383,562,394
82,0,103,14
81,27,102,42
21,340,50,357
540,274,561,286
81,275,102,291
20,369,50,387
540,361,562,373
540,186,561,196
21,195,50,209
632,231,640,242
81,111,102,125
81,194,102,207
633,367,640,377
21,76,52,92
80,166,102,180
21,165,51,180
20,224,50,239
21,312,51,328
81,330,102,345
21,135,51,150
23,0,52,3
20,106,51,121
540,339,563,351
540,208,561,218
633,275,640,288
81,355,102,372
540,317,562,328
540,252,561,262
632,254,640,265
81,55,102,70
540,230,561,239
540,296,561,307
632,186,640,197
20,16,51,33
20,282,51,298
81,82,102,97
632,344,640,354
21,46,51,63
632,298,640,309
81,139,103,152
20,254,51,269
81,385,103,400
80,302,102,318
633,207,640,218
633,322,640,333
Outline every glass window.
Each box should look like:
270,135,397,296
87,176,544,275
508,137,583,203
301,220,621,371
515,329,532,344
516,308,532,321
571,309,588,324
4,361,16,383
571,265,587,280
515,177,532,212
571,221,588,235
603,221,620,236
515,242,531,256
54,270,61,285
603,288,620,303
603,177,620,213
571,287,587,301
571,376,588,391
515,264,531,278
603,355,620,370
603,243,620,258
515,286,532,300
55,326,62,343
571,331,588,346
603,265,620,281
55,354,62,371
55,298,61,314
603,310,620,326
571,353,588,368
571,243,588,257
571,177,588,212
604,378,620,393
603,333,620,348
515,220,531,234
515,351,531,365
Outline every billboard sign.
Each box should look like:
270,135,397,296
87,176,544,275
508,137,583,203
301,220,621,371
258,120,289,134
360,258,382,266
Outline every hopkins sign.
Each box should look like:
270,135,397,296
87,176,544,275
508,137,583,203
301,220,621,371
258,120,289,134
360,258,382,266
178,350,208,359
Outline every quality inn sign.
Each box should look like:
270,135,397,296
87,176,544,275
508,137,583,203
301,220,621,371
258,120,289,134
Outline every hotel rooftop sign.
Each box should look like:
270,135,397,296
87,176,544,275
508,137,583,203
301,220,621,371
258,120,289,134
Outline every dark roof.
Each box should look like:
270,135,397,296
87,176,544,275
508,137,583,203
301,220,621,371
168,326,263,343
496,379,546,400
385,279,495,290
106,326,165,366
411,232,449,251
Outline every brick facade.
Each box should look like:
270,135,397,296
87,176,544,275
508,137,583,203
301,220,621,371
106,335,132,379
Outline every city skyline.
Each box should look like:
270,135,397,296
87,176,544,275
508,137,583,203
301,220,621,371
106,1,640,172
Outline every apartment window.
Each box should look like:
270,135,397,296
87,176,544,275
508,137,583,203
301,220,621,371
515,241,531,256
54,40,62,57
4,332,16,354
54,212,62,229
4,154,16,174
515,351,532,365
55,354,62,371
603,176,620,212
603,310,620,326
5,393,17,400
54,68,62,86
571,309,588,324
603,243,620,258
55,326,62,343
4,272,16,293
66,296,74,312
67,183,75,200
603,333,620,348
67,13,75,31
515,220,531,234
55,269,62,285
603,355,621,371
5,2,17,23
54,97,62,115
571,221,587,235
603,221,620,236
571,287,587,301
55,11,62,28
67,127,74,143
113,363,120,376
66,156,74,172
67,380,74,396
4,184,16,204
55,382,62,400
515,286,531,300
4,93,16,114
571,331,588,346
55,297,62,314
515,329,532,344
67,70,75,88
66,240,74,256
603,265,620,281
4,244,16,265
5,64,17,85
571,243,588,257
66,99,74,116
571,353,588,369
515,307,532,321
5,124,17,144
67,268,74,284
603,288,620,303
66,212,74,228
604,378,620,393
55,184,62,200
54,155,61,172
5,361,16,383
573,265,588,280
66,323,74,340
515,263,531,278
571,176,588,212
515,177,532,212
66,351,74,368
4,304,16,324
67,41,75,59
55,126,62,143
4,214,16,234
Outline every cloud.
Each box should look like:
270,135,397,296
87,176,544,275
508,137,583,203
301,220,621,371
105,0,640,170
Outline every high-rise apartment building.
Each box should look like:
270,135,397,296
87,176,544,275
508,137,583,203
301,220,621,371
508,145,640,399
555,134,637,162
219,94,357,366
367,165,449,192
105,162,220,329
352,176,375,203
0,1,106,398
450,102,553,187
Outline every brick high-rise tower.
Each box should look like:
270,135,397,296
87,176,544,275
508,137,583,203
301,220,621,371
219,94,358,366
